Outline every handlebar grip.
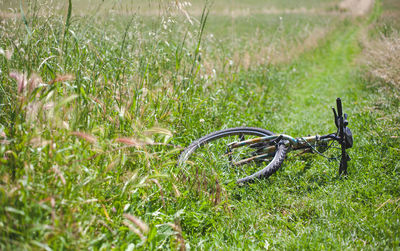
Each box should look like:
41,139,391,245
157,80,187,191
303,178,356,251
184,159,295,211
336,98,343,117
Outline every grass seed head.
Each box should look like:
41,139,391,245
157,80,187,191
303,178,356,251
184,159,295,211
150,179,165,207
71,132,97,144
52,165,66,185
30,137,51,148
169,221,186,251
9,71,27,94
123,214,149,234
123,221,146,241
27,73,43,93
49,74,75,85
172,183,181,197
115,137,141,147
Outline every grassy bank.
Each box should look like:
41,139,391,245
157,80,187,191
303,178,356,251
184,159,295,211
0,0,399,249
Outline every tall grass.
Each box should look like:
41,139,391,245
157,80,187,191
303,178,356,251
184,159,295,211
0,0,212,249
362,0,400,91
363,33,400,89
0,0,399,249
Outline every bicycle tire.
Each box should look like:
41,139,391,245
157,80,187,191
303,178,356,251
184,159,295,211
177,127,288,184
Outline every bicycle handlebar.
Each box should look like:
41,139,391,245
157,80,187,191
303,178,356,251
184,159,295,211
335,97,351,176
336,98,343,117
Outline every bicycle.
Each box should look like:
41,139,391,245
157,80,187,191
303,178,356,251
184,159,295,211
177,98,353,185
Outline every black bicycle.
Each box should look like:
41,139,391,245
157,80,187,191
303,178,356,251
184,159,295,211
177,98,353,184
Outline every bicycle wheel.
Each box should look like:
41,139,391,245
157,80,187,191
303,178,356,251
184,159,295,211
177,127,288,185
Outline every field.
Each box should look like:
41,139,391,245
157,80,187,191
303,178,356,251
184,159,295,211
0,0,399,249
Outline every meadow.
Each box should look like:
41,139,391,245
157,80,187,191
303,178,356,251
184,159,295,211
0,0,399,249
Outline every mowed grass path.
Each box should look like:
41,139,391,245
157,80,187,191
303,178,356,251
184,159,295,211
281,25,361,130
207,7,399,249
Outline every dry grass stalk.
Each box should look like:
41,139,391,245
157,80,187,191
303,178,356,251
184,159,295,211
81,198,99,204
5,49,13,60
8,71,47,124
91,96,107,115
102,204,112,222
9,71,43,95
363,33,400,89
175,0,193,25
38,197,56,223
172,183,181,198
27,73,42,93
30,137,51,148
169,221,186,251
0,140,9,145
150,179,166,207
9,71,27,94
48,74,75,85
71,131,97,144
43,101,55,110
144,127,172,137
115,137,142,147
38,197,53,203
195,167,200,194
376,197,400,211
0,131,9,144
0,47,13,60
52,165,66,185
338,0,374,16
98,219,116,235
123,221,146,241
3,150,14,161
50,197,56,223
123,214,149,234
213,179,222,205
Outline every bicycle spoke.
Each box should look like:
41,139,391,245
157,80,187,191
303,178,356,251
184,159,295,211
186,134,276,181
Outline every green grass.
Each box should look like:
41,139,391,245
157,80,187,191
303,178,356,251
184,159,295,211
0,0,342,14
1,0,399,249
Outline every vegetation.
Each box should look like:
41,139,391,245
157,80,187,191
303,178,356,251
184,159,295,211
363,0,400,90
0,0,399,249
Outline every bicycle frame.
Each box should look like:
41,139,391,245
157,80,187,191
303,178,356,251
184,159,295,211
227,133,336,166
228,133,334,149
